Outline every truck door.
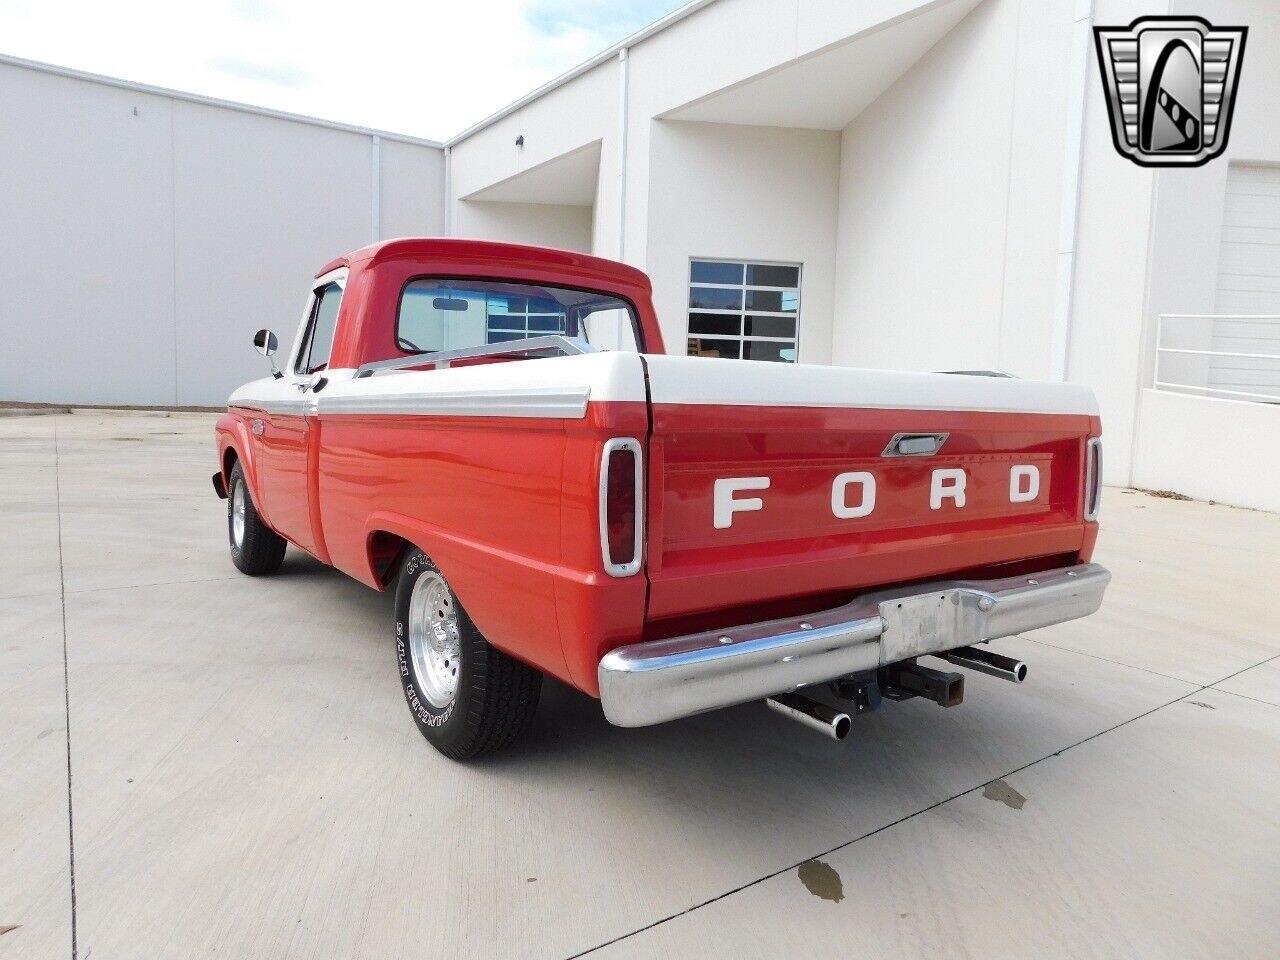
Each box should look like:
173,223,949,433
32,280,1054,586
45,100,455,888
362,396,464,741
256,270,345,557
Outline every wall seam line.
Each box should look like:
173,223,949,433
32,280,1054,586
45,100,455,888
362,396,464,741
170,99,179,405
993,0,1024,372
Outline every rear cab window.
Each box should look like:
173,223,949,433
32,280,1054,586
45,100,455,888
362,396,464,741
396,278,642,359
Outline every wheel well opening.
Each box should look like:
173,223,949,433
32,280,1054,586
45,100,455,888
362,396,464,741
222,446,240,483
368,531,412,588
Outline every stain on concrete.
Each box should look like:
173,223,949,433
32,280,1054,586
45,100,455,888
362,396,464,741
983,779,1026,810
1188,700,1216,709
797,858,844,903
1144,488,1192,501
0,925,19,937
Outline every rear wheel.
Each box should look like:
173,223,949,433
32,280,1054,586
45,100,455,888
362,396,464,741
394,549,541,759
227,461,286,576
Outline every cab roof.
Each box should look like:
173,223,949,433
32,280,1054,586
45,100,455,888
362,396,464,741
316,237,652,292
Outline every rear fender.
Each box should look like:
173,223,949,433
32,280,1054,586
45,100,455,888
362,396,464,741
363,511,576,687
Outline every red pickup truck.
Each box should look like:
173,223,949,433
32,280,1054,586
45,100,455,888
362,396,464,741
214,238,1109,759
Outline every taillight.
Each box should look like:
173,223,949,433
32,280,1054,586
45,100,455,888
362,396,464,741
599,438,643,577
1084,437,1102,521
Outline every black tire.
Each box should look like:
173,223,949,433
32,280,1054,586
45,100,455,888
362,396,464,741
394,549,542,759
227,461,287,576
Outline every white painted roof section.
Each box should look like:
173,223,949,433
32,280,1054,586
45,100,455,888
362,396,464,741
445,0,719,147
643,355,1100,416
0,51,443,148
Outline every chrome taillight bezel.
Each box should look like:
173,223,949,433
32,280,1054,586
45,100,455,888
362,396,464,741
599,437,644,578
1084,437,1103,522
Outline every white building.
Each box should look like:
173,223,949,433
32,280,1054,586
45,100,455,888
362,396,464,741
2,0,1279,511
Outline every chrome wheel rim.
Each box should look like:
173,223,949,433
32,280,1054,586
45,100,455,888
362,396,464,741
408,571,461,708
231,480,246,549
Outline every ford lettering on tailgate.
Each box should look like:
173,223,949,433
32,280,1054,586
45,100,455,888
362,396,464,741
713,463,1044,529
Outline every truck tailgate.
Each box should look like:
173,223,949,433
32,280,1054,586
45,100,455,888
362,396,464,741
641,356,1100,626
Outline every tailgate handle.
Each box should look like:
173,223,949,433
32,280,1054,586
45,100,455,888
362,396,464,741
882,432,949,457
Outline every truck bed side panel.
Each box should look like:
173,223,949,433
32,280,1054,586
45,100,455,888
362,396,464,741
313,354,650,690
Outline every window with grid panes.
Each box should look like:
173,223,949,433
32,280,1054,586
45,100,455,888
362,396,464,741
686,259,800,362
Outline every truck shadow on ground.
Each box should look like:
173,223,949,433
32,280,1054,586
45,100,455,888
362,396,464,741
266,546,1083,851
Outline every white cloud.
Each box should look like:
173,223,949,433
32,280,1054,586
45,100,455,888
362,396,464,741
0,0,686,140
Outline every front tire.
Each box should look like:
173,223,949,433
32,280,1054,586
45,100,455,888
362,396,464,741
394,549,542,759
227,461,286,576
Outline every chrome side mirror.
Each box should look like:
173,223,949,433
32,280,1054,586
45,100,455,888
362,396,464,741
253,329,283,379
253,329,278,356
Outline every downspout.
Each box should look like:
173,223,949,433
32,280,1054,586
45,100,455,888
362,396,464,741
1049,0,1093,381
617,47,629,261
444,145,453,236
371,134,382,243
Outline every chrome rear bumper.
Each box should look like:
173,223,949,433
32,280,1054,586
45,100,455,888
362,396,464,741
598,562,1110,728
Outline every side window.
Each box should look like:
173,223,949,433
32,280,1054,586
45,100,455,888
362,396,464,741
296,281,344,374
579,306,639,352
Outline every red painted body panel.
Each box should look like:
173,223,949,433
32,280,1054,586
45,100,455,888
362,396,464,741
308,400,650,692
216,239,1101,702
644,404,1094,624
257,412,329,560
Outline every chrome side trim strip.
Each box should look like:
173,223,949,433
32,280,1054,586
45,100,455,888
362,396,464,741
317,386,592,419
598,562,1111,728
230,398,312,416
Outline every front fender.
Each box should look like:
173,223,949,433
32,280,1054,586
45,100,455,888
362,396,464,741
216,412,269,526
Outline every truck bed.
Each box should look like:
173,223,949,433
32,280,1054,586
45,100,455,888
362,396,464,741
303,351,1099,693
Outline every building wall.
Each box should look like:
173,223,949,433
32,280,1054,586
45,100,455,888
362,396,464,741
644,121,841,362
1132,390,1280,512
2,64,178,406
0,60,443,407
380,139,447,240
446,59,620,256
1065,0,1167,484
620,0,955,277
831,0,1027,374
454,201,594,252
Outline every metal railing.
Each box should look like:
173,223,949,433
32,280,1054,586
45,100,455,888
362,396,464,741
1155,314,1280,403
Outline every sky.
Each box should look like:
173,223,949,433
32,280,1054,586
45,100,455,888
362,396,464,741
0,0,688,141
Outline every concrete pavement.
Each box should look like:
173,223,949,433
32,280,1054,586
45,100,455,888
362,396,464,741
2,411,1278,960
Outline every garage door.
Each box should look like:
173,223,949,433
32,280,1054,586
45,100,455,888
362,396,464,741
1211,163,1280,399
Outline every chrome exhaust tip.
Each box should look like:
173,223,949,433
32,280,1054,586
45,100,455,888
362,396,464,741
937,645,1028,683
766,692,852,740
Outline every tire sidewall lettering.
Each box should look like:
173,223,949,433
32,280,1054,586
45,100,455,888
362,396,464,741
395,556,459,730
